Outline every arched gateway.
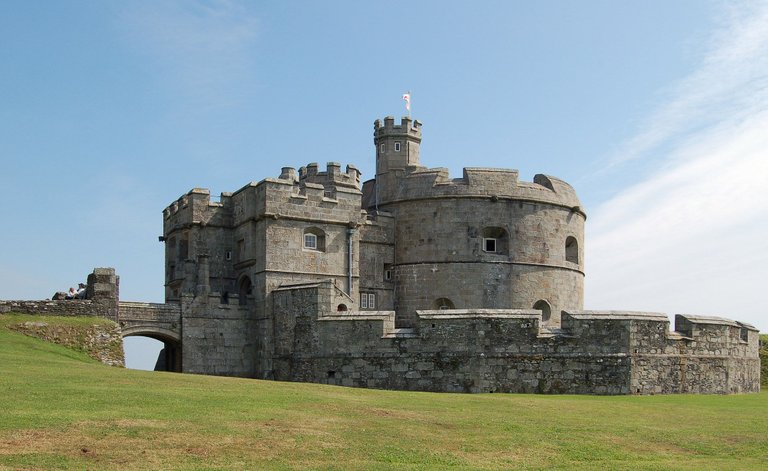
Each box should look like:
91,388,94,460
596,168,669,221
118,301,182,372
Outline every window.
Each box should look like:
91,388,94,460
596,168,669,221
433,298,455,310
565,236,579,264
481,227,508,255
238,276,252,306
380,143,385,153
225,250,232,261
394,141,401,152
384,264,392,281
361,292,376,309
179,236,189,261
304,233,317,249
533,300,552,323
337,304,348,312
303,227,325,251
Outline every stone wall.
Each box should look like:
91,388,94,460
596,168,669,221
180,294,255,377
0,299,111,317
0,268,120,321
269,282,760,395
6,317,124,367
384,195,584,327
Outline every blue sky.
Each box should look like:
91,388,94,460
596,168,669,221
2,1,766,369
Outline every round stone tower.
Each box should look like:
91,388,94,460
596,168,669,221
368,117,585,328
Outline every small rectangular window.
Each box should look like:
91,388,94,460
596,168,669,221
360,293,368,309
304,233,317,249
368,293,376,309
483,238,497,253
384,269,392,281
225,250,232,261
380,143,385,153
394,141,401,152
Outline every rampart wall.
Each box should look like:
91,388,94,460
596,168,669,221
0,268,119,321
270,281,760,394
0,299,112,318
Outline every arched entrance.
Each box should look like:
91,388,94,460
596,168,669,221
121,327,182,372
238,275,253,305
533,299,552,323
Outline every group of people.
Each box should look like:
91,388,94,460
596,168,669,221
65,283,87,300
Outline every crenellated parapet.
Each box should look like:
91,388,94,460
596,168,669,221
294,162,361,189
163,188,233,234
370,166,583,213
268,282,760,394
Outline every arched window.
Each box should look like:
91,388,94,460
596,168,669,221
238,276,252,306
481,227,508,254
533,299,552,323
303,227,326,251
433,298,455,310
565,236,579,264
337,303,348,312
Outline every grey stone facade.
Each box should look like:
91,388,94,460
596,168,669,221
1,117,759,394
150,115,759,394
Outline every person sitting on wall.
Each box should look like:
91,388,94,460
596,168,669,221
75,283,87,299
65,287,77,300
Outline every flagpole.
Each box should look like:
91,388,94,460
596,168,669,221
407,90,411,119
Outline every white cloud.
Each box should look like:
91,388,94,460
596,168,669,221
586,1,768,331
608,1,768,167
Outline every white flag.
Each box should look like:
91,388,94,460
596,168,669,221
402,93,411,111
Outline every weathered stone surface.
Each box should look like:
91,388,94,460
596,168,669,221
9,319,124,367
1,116,760,395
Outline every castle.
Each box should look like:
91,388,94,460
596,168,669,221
1,116,760,394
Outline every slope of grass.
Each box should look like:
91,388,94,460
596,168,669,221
0,313,766,470
761,334,768,388
0,313,123,365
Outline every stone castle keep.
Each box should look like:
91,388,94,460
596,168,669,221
2,116,760,394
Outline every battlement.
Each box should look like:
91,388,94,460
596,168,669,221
270,280,759,394
292,162,361,189
370,165,583,211
373,116,422,139
163,188,233,220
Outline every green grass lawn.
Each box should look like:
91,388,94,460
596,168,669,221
1,313,766,470
761,334,768,388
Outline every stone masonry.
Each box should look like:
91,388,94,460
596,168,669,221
1,116,759,394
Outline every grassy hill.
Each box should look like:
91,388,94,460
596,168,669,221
761,334,768,389
1,313,766,470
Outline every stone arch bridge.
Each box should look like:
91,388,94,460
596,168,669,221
118,301,182,372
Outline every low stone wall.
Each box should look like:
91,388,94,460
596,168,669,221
7,318,124,367
0,299,111,318
119,301,181,325
269,282,760,395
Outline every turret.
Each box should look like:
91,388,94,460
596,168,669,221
373,116,422,175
